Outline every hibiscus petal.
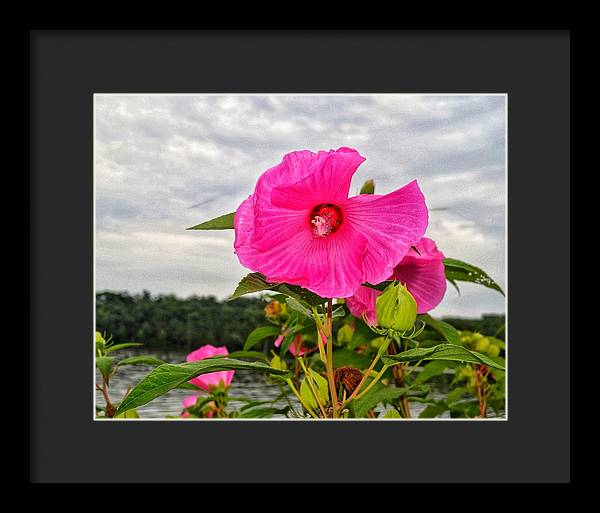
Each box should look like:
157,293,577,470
261,223,368,298
392,237,446,313
270,148,366,210
344,180,428,285
314,224,368,298
394,259,447,313
233,195,255,258
345,285,379,325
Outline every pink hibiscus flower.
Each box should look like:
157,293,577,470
234,148,428,298
186,344,234,391
346,237,447,323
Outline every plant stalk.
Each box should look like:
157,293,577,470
325,298,339,418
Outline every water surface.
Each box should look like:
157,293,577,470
95,349,503,419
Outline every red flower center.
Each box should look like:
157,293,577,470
309,204,343,237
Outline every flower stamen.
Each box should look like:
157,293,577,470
310,204,343,237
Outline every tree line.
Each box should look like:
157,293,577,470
96,290,505,352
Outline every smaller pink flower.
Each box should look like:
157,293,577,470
186,344,234,391
274,333,305,357
274,332,326,357
346,237,447,323
182,395,198,409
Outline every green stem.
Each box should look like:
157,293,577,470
325,298,339,418
311,306,328,364
402,358,424,380
285,378,318,418
353,365,390,402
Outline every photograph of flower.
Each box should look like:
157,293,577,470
95,94,506,420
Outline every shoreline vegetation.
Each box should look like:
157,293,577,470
96,290,505,352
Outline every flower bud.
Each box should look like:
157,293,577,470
264,300,284,319
475,337,491,354
486,344,500,357
375,282,417,332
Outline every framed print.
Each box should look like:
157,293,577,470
93,93,507,423
30,30,570,483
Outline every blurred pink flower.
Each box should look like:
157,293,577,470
274,331,327,357
346,237,447,323
186,344,234,391
234,148,428,298
182,395,198,409
274,333,305,357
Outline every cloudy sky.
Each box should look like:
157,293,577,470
95,94,506,318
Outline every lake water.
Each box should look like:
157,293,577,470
96,349,504,419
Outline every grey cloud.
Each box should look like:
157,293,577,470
95,94,506,317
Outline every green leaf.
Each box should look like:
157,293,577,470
274,284,326,306
337,324,354,345
116,358,291,414
419,314,461,345
229,273,326,305
96,356,115,383
446,386,467,403
186,212,235,230
230,273,273,299
415,360,453,384
105,342,143,353
285,297,313,318
447,278,461,295
239,399,275,411
443,258,504,296
238,406,289,418
419,403,449,418
359,179,375,194
346,318,379,350
225,350,268,361
177,382,202,391
332,348,372,369
381,344,505,372
383,408,402,419
116,356,165,367
243,326,280,351
351,381,408,418
300,370,329,411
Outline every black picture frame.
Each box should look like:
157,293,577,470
30,30,570,483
